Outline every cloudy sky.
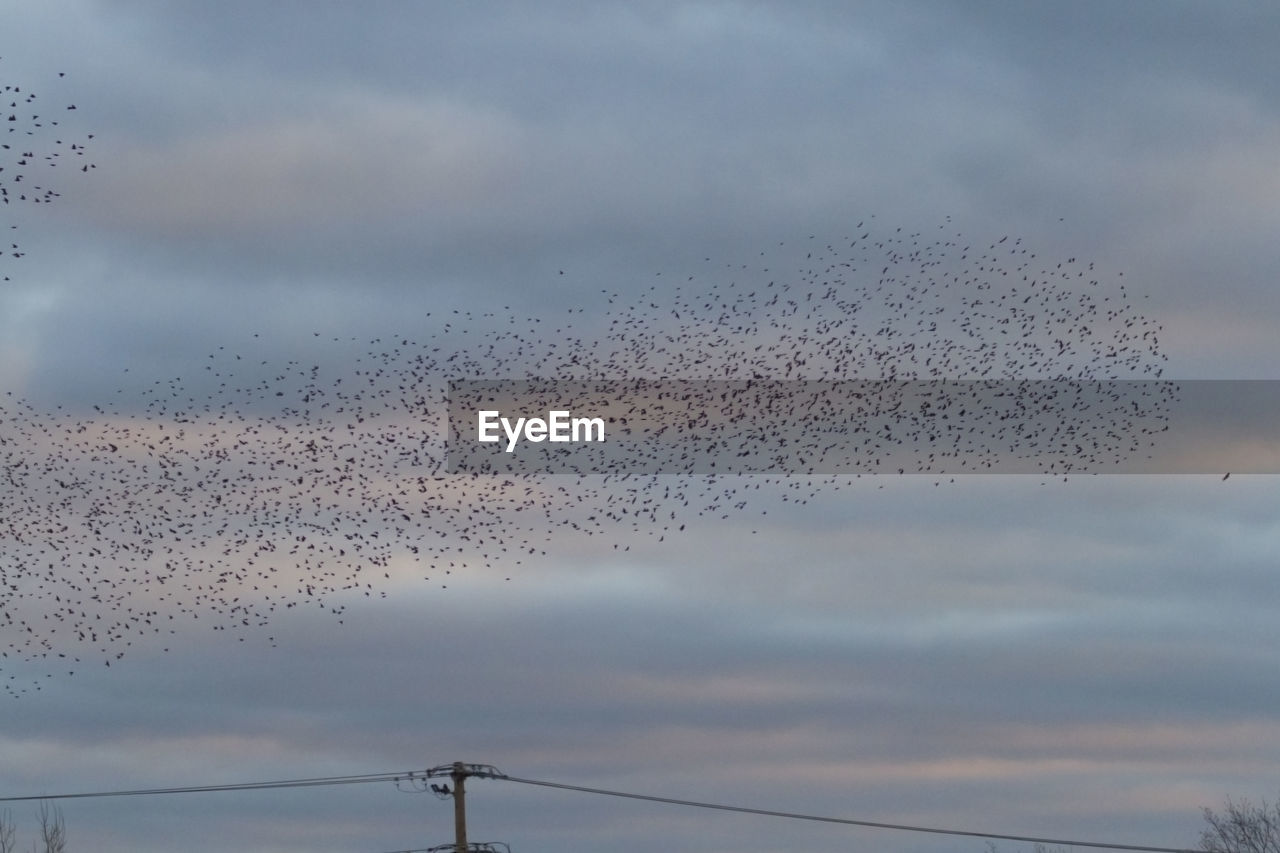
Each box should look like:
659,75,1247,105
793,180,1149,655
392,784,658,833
3,2,1280,852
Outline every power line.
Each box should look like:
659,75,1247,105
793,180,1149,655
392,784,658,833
0,770,422,803
501,775,1199,853
0,764,1201,853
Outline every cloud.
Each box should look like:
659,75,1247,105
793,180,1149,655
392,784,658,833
81,93,523,236
4,3,1280,852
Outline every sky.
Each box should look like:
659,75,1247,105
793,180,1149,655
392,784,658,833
2,2,1280,851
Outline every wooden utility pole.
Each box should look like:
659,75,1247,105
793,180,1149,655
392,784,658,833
424,761,505,852
451,761,468,853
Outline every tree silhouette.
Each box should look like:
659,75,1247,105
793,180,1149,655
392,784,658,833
1201,796,1280,853
0,803,66,853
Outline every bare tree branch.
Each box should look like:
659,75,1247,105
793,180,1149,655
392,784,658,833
0,808,17,853
1201,797,1280,853
34,802,65,853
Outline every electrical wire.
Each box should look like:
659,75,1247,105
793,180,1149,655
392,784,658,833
0,764,1202,853
501,775,1199,853
0,770,422,803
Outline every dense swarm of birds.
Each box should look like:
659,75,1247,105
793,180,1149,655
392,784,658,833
0,68,1173,695
0,62,95,282
0,217,1173,694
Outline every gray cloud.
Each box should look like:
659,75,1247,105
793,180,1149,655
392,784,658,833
2,3,1278,852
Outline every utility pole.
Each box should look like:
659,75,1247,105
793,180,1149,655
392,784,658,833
451,761,467,853
423,762,508,853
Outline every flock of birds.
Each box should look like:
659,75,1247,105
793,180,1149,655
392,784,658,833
0,71,1174,696
1,62,95,280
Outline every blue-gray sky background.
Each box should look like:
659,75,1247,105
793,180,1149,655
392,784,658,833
2,3,1279,852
